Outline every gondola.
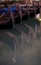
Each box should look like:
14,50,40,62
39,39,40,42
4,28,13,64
27,3,35,17
15,3,28,21
33,1,40,14
0,3,21,29
10,5,20,24
19,4,28,20
0,5,13,29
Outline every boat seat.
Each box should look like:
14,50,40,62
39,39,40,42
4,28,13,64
0,14,13,29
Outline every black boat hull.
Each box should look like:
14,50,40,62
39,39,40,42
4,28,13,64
0,18,13,29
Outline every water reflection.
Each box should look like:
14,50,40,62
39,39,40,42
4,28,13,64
0,20,41,65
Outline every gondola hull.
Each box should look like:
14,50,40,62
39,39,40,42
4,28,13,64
0,14,13,29
14,14,20,24
22,12,28,20
0,19,13,29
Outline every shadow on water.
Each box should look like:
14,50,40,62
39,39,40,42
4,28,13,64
36,32,41,41
0,26,41,65
15,23,29,36
0,19,40,52
20,23,29,35
9,28,21,37
23,18,40,30
0,28,21,51
0,32,14,51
